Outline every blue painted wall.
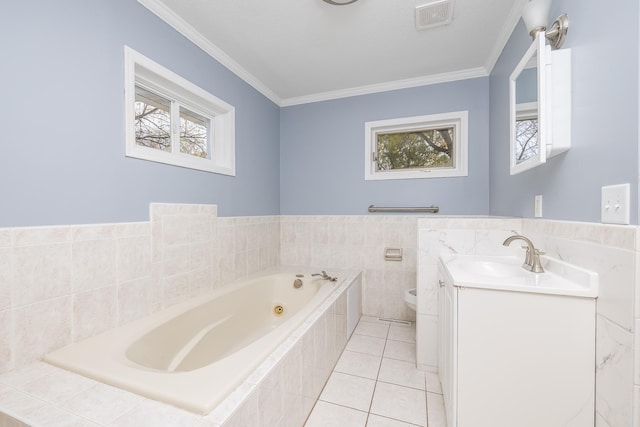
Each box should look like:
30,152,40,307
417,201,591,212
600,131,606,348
489,0,639,223
3,0,636,226
280,78,490,215
0,0,280,227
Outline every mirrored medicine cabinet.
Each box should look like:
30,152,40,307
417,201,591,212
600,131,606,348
509,33,572,175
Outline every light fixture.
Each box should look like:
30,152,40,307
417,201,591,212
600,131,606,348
521,0,569,49
322,0,358,5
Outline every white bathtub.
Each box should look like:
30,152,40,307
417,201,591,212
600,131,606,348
44,271,340,415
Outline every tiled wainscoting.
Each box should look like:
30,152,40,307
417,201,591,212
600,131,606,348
0,204,280,375
1,204,639,427
280,216,419,322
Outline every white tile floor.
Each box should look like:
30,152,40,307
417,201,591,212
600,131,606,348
304,316,446,427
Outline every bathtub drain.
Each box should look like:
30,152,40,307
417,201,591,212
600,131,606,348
273,304,285,316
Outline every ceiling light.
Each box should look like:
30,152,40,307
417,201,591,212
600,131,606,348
322,0,359,5
521,0,569,49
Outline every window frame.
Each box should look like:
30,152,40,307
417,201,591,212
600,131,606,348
364,111,468,180
124,46,235,175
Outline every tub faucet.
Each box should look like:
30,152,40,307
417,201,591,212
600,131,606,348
312,271,337,282
502,234,545,273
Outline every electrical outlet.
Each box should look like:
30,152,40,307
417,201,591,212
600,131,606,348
601,184,630,225
534,195,543,218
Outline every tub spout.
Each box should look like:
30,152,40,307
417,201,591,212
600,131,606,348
312,271,337,282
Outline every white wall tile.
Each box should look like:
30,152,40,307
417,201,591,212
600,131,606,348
164,274,190,307
117,277,151,326
13,243,71,307
23,404,100,427
596,314,633,427
114,222,149,238
553,238,635,331
13,227,70,246
634,385,640,427
71,224,116,242
417,264,438,316
163,244,190,277
162,215,191,247
216,389,258,427
13,297,71,369
116,236,151,283
636,318,640,386
257,359,284,426
0,385,48,418
416,314,438,369
72,287,116,342
189,268,213,297
109,398,201,427
0,309,13,373
0,229,13,247
59,382,144,425
0,248,12,311
71,239,116,292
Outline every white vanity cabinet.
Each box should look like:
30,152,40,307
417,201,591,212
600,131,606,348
438,256,596,427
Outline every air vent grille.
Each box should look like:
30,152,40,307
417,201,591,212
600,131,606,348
415,0,453,30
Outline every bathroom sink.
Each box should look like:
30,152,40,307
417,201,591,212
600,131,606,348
439,254,598,298
459,258,526,278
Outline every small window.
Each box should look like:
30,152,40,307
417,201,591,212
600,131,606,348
364,111,468,180
124,46,235,175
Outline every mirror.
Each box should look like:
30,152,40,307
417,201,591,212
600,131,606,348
509,33,547,174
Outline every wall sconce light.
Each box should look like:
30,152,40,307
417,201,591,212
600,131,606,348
521,0,569,49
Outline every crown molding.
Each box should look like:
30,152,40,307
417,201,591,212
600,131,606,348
484,0,528,73
137,0,282,105
279,67,489,107
138,0,509,108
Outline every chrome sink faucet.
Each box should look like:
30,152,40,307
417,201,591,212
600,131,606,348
502,234,545,273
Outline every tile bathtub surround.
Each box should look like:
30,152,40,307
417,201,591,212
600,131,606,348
0,222,152,375
0,204,281,376
0,271,358,427
280,215,419,322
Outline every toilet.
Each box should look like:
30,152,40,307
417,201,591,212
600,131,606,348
404,288,417,312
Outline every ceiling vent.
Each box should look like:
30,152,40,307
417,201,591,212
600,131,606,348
415,0,454,31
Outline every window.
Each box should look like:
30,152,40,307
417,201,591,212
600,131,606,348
514,102,538,164
124,46,235,175
364,111,468,180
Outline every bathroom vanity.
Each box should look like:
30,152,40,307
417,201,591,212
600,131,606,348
438,254,597,427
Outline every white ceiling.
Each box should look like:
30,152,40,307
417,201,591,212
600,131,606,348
138,0,528,106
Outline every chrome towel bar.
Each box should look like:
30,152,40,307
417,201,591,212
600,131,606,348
368,205,439,213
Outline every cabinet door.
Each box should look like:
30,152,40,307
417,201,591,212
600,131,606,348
456,288,595,427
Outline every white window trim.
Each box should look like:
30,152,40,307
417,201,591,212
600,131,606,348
124,46,235,175
364,111,468,180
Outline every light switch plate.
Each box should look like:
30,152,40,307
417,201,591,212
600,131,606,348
534,195,543,218
601,184,630,224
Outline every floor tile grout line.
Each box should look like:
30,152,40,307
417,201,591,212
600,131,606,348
306,318,428,427
316,397,369,415
363,327,389,426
